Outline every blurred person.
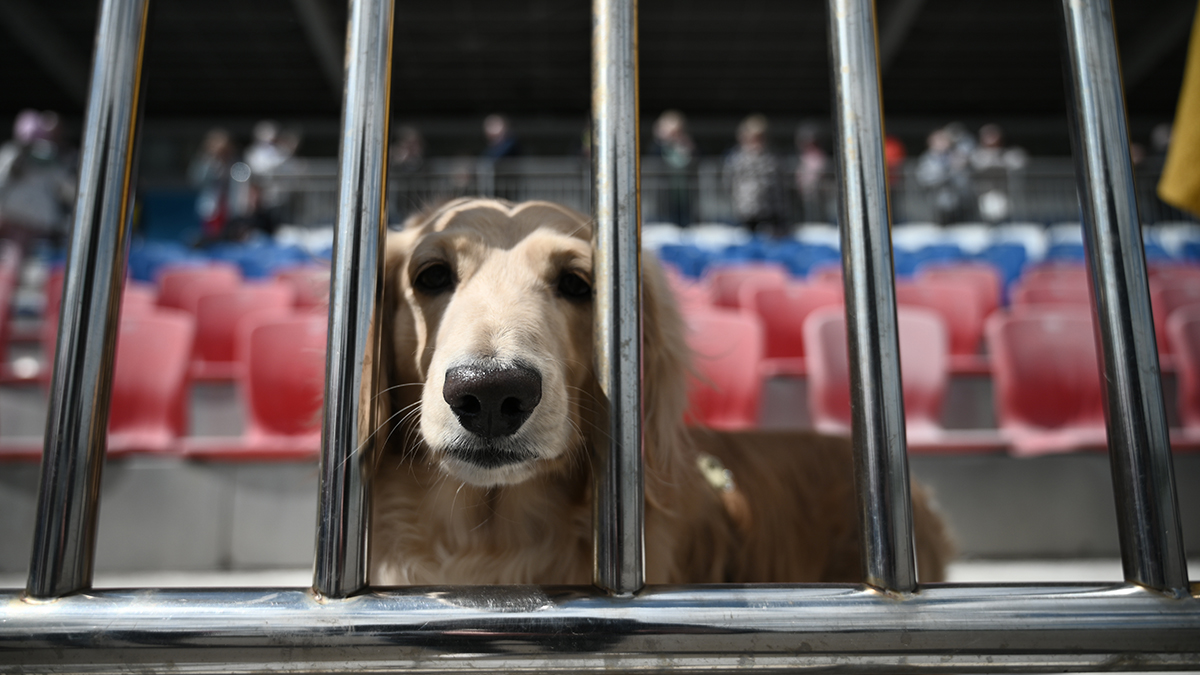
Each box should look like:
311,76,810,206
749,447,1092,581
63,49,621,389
390,124,426,222
188,128,237,240
915,124,974,224
391,124,425,173
794,123,828,222
969,123,1027,222
724,114,784,236
0,109,76,250
240,120,300,237
652,110,695,226
884,134,907,187
482,114,520,160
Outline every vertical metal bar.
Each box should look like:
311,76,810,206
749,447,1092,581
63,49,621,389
826,0,917,593
25,0,149,601
314,0,393,599
591,0,644,595
1060,0,1189,594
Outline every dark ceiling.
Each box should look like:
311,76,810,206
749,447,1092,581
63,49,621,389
0,0,1193,156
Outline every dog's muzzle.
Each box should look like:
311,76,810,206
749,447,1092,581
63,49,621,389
443,362,542,439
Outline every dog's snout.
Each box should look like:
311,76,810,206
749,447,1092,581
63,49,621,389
443,363,542,438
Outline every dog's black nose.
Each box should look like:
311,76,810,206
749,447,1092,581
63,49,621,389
443,363,542,438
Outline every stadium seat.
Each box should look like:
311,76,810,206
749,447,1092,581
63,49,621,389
689,223,750,250
684,308,764,430
665,269,710,311
1167,304,1200,430
975,242,1028,294
916,262,1002,321
107,311,195,456
1011,280,1092,306
157,263,242,311
793,222,840,247
657,243,710,279
185,312,327,460
748,282,841,362
705,263,789,309
189,283,296,380
942,222,993,254
985,307,1106,455
992,222,1048,262
1152,280,1200,357
896,279,986,356
803,306,948,441
1020,263,1088,289
275,265,331,310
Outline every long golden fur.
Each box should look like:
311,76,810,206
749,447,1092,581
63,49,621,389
368,197,953,585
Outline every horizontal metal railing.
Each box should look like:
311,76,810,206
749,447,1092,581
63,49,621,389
259,155,1193,228
0,0,1197,672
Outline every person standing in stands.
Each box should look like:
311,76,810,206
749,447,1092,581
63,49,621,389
794,122,828,223
188,128,237,242
652,110,696,227
482,114,520,160
724,114,784,237
0,109,76,252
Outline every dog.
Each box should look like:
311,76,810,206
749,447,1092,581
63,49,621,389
368,197,953,586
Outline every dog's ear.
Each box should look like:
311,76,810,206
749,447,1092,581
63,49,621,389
640,255,692,496
361,230,414,469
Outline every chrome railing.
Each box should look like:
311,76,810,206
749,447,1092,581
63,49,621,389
1,0,1197,672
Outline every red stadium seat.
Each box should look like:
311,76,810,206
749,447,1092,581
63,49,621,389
189,283,296,380
684,308,764,429
704,263,788,309
186,312,327,459
107,311,195,456
275,265,331,310
916,262,1002,321
985,307,1106,455
1152,280,1200,357
1167,303,1200,430
156,263,241,311
1010,281,1092,306
803,306,949,441
667,273,711,312
896,279,986,356
748,282,842,361
1020,263,1088,289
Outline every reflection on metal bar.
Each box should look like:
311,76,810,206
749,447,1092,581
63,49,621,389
1059,0,1189,594
826,0,917,592
591,0,643,595
25,0,149,601
314,0,395,600
3,584,1199,672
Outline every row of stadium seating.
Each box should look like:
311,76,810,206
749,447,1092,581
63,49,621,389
677,260,1200,455
647,221,1199,292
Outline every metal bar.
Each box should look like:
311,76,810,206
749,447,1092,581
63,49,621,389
2,584,1199,672
314,0,395,600
826,0,917,592
1060,0,1189,594
590,0,643,595
25,0,149,601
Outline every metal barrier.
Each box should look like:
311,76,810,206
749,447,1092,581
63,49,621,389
1,0,1198,671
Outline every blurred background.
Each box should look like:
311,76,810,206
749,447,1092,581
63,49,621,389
0,0,1198,584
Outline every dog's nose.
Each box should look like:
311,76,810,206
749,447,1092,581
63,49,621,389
443,363,542,438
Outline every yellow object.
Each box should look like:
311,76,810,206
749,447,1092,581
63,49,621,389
1159,4,1200,216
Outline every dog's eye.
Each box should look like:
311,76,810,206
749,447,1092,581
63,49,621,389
557,271,592,301
414,263,454,294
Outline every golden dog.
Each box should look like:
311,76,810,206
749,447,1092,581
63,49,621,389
368,197,953,585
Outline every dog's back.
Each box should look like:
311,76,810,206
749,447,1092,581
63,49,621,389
691,428,954,583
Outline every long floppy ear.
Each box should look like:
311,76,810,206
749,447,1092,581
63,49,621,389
362,230,414,470
640,254,692,504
